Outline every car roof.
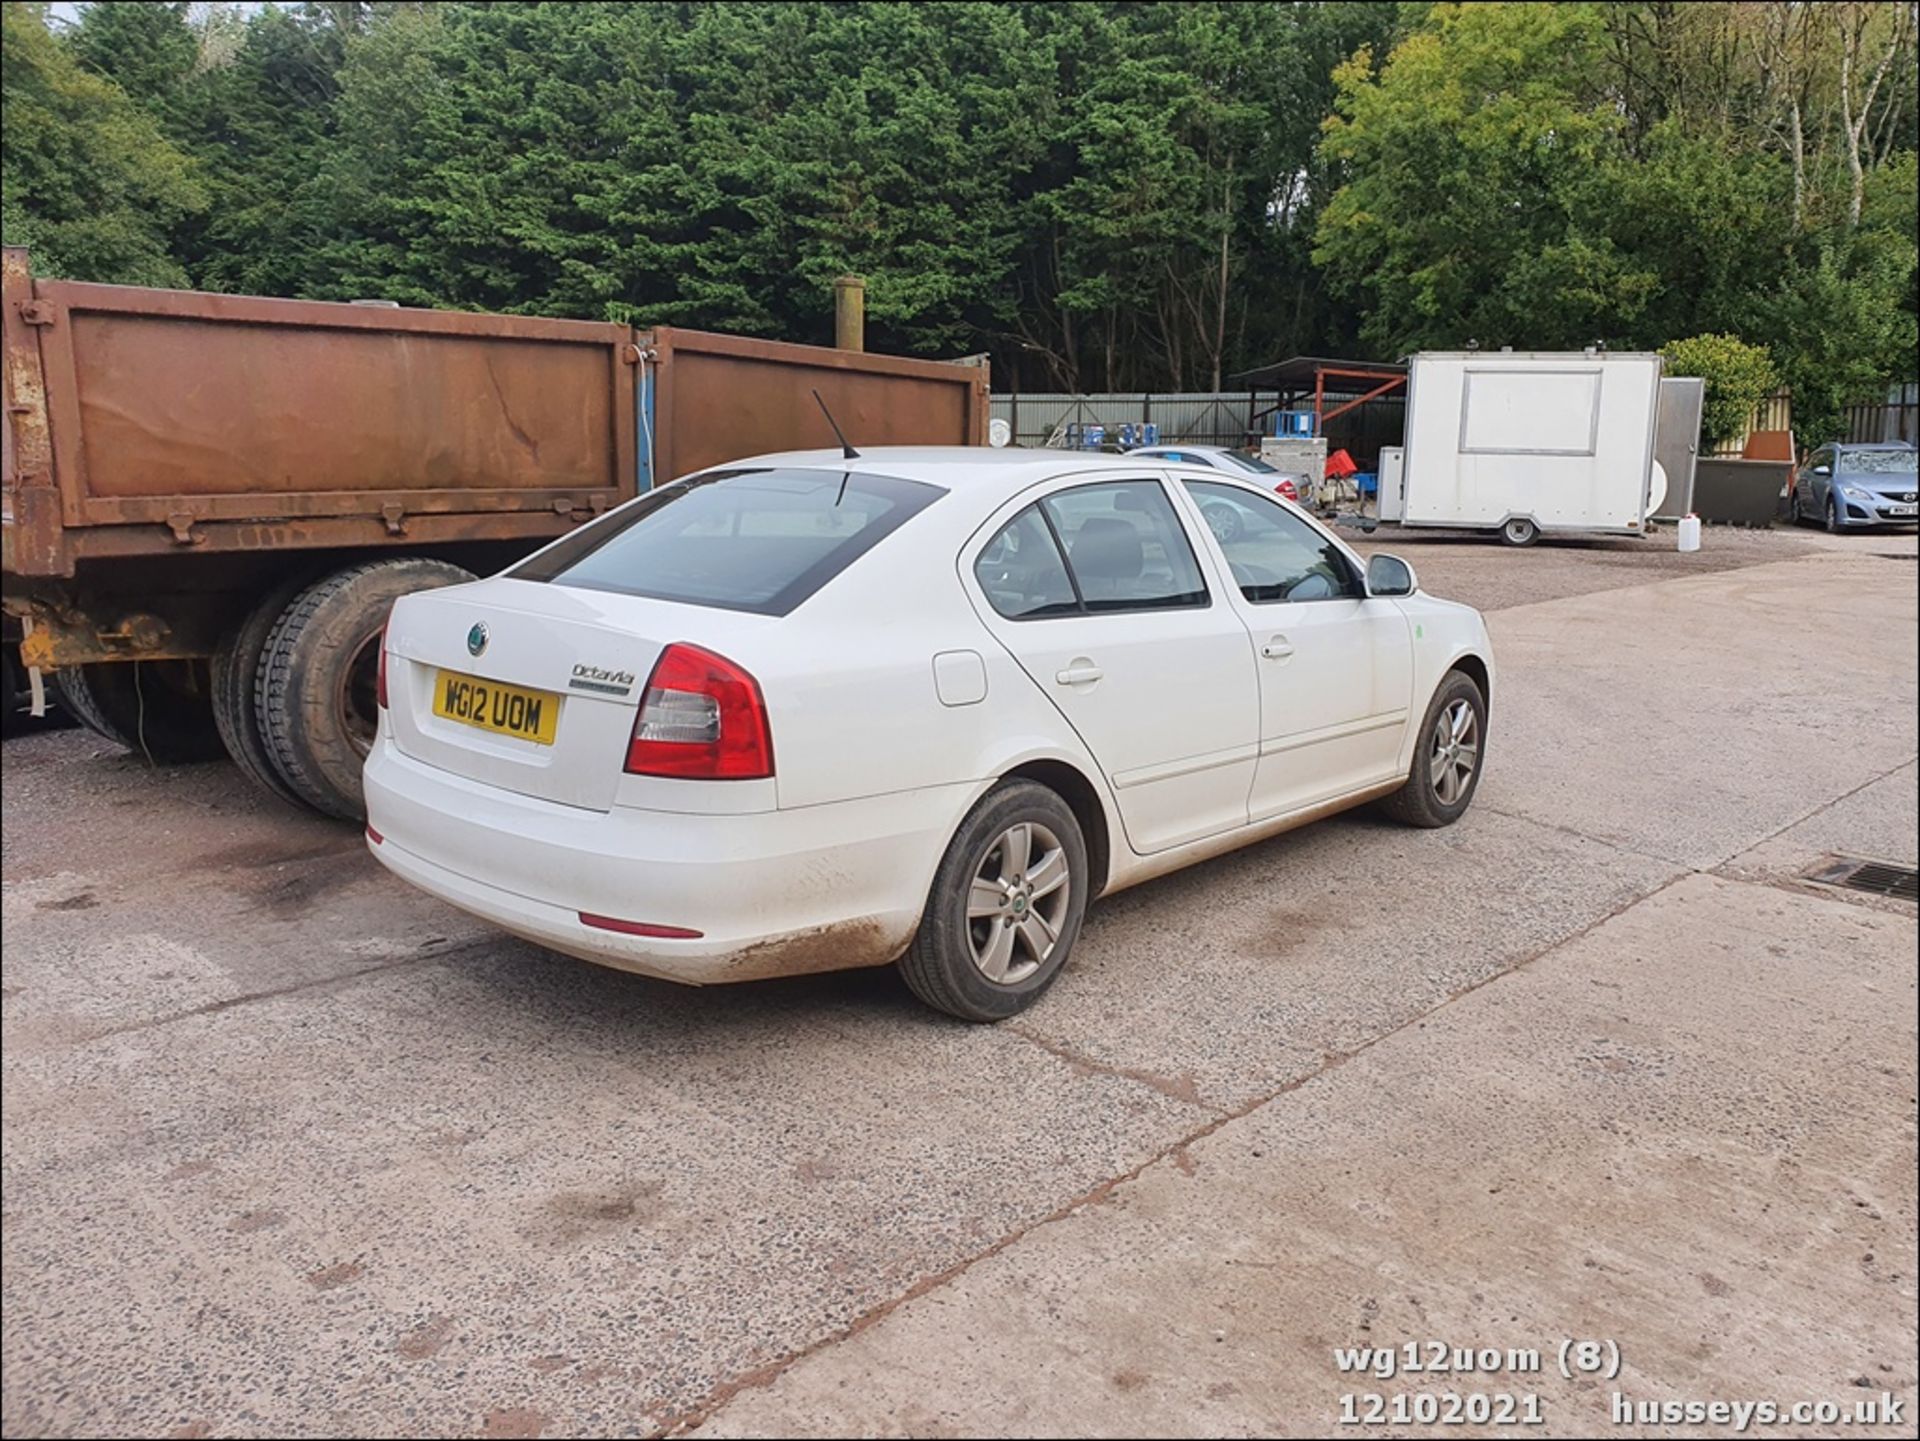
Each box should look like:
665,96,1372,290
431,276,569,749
698,445,1161,487
1126,444,1233,454
1836,441,1916,450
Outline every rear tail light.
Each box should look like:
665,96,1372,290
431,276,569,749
376,629,390,710
624,643,773,779
1276,478,1299,503
365,824,384,846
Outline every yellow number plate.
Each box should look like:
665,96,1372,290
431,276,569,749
432,670,560,745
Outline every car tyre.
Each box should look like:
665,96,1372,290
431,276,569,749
1377,669,1487,829
1825,496,1843,534
257,558,474,820
901,780,1089,1022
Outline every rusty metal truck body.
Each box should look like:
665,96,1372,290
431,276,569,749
2,248,987,815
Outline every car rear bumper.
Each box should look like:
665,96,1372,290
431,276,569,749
364,739,975,984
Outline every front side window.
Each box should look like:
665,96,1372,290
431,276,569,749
1185,480,1364,604
1041,480,1209,613
512,467,944,616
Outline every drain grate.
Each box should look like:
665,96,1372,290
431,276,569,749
1802,854,1919,903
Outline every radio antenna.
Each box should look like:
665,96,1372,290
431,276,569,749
812,389,860,460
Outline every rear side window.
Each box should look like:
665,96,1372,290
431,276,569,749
1042,481,1208,612
512,468,944,616
975,506,1078,619
1218,451,1280,475
974,479,1209,619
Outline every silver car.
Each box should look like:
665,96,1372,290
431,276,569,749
1789,442,1919,531
1125,444,1304,503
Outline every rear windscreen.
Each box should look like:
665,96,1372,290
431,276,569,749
511,467,944,615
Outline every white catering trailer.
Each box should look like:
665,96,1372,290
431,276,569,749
1397,350,1667,546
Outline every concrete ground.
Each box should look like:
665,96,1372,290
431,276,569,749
2,525,1914,1439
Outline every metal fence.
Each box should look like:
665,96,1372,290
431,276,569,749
1843,382,1918,444
999,380,1914,461
989,389,1408,467
990,392,1253,448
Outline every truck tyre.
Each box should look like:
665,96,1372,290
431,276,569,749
2,644,22,737
212,578,314,809
52,661,226,762
256,558,474,820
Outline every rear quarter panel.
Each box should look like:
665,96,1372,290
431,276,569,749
738,530,1116,818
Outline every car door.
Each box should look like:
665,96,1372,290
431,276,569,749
966,474,1259,855
1175,478,1413,822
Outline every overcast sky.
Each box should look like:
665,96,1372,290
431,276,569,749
47,2,269,27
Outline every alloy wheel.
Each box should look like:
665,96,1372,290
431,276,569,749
1430,699,1479,806
966,821,1072,985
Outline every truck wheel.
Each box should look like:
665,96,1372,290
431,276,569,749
52,661,226,762
212,578,313,809
257,559,474,820
1499,517,1539,547
2,645,22,737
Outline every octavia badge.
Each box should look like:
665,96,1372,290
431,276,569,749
467,622,489,657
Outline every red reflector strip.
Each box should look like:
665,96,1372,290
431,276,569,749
365,825,384,846
578,912,703,939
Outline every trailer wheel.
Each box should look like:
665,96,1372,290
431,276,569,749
52,661,226,762
1499,517,1540,547
257,559,475,820
212,578,314,809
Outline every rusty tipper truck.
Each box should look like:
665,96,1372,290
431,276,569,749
1,248,988,818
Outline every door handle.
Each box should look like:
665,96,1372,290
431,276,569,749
1261,638,1295,660
1055,663,1104,686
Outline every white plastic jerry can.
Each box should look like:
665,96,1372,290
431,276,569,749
1677,513,1702,552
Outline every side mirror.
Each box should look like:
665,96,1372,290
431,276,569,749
1367,553,1417,597
1813,465,1831,476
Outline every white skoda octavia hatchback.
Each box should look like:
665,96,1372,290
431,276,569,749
366,447,1494,1021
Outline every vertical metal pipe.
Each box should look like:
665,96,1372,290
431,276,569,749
833,275,866,352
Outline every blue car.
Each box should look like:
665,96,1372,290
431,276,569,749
1788,441,1919,531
